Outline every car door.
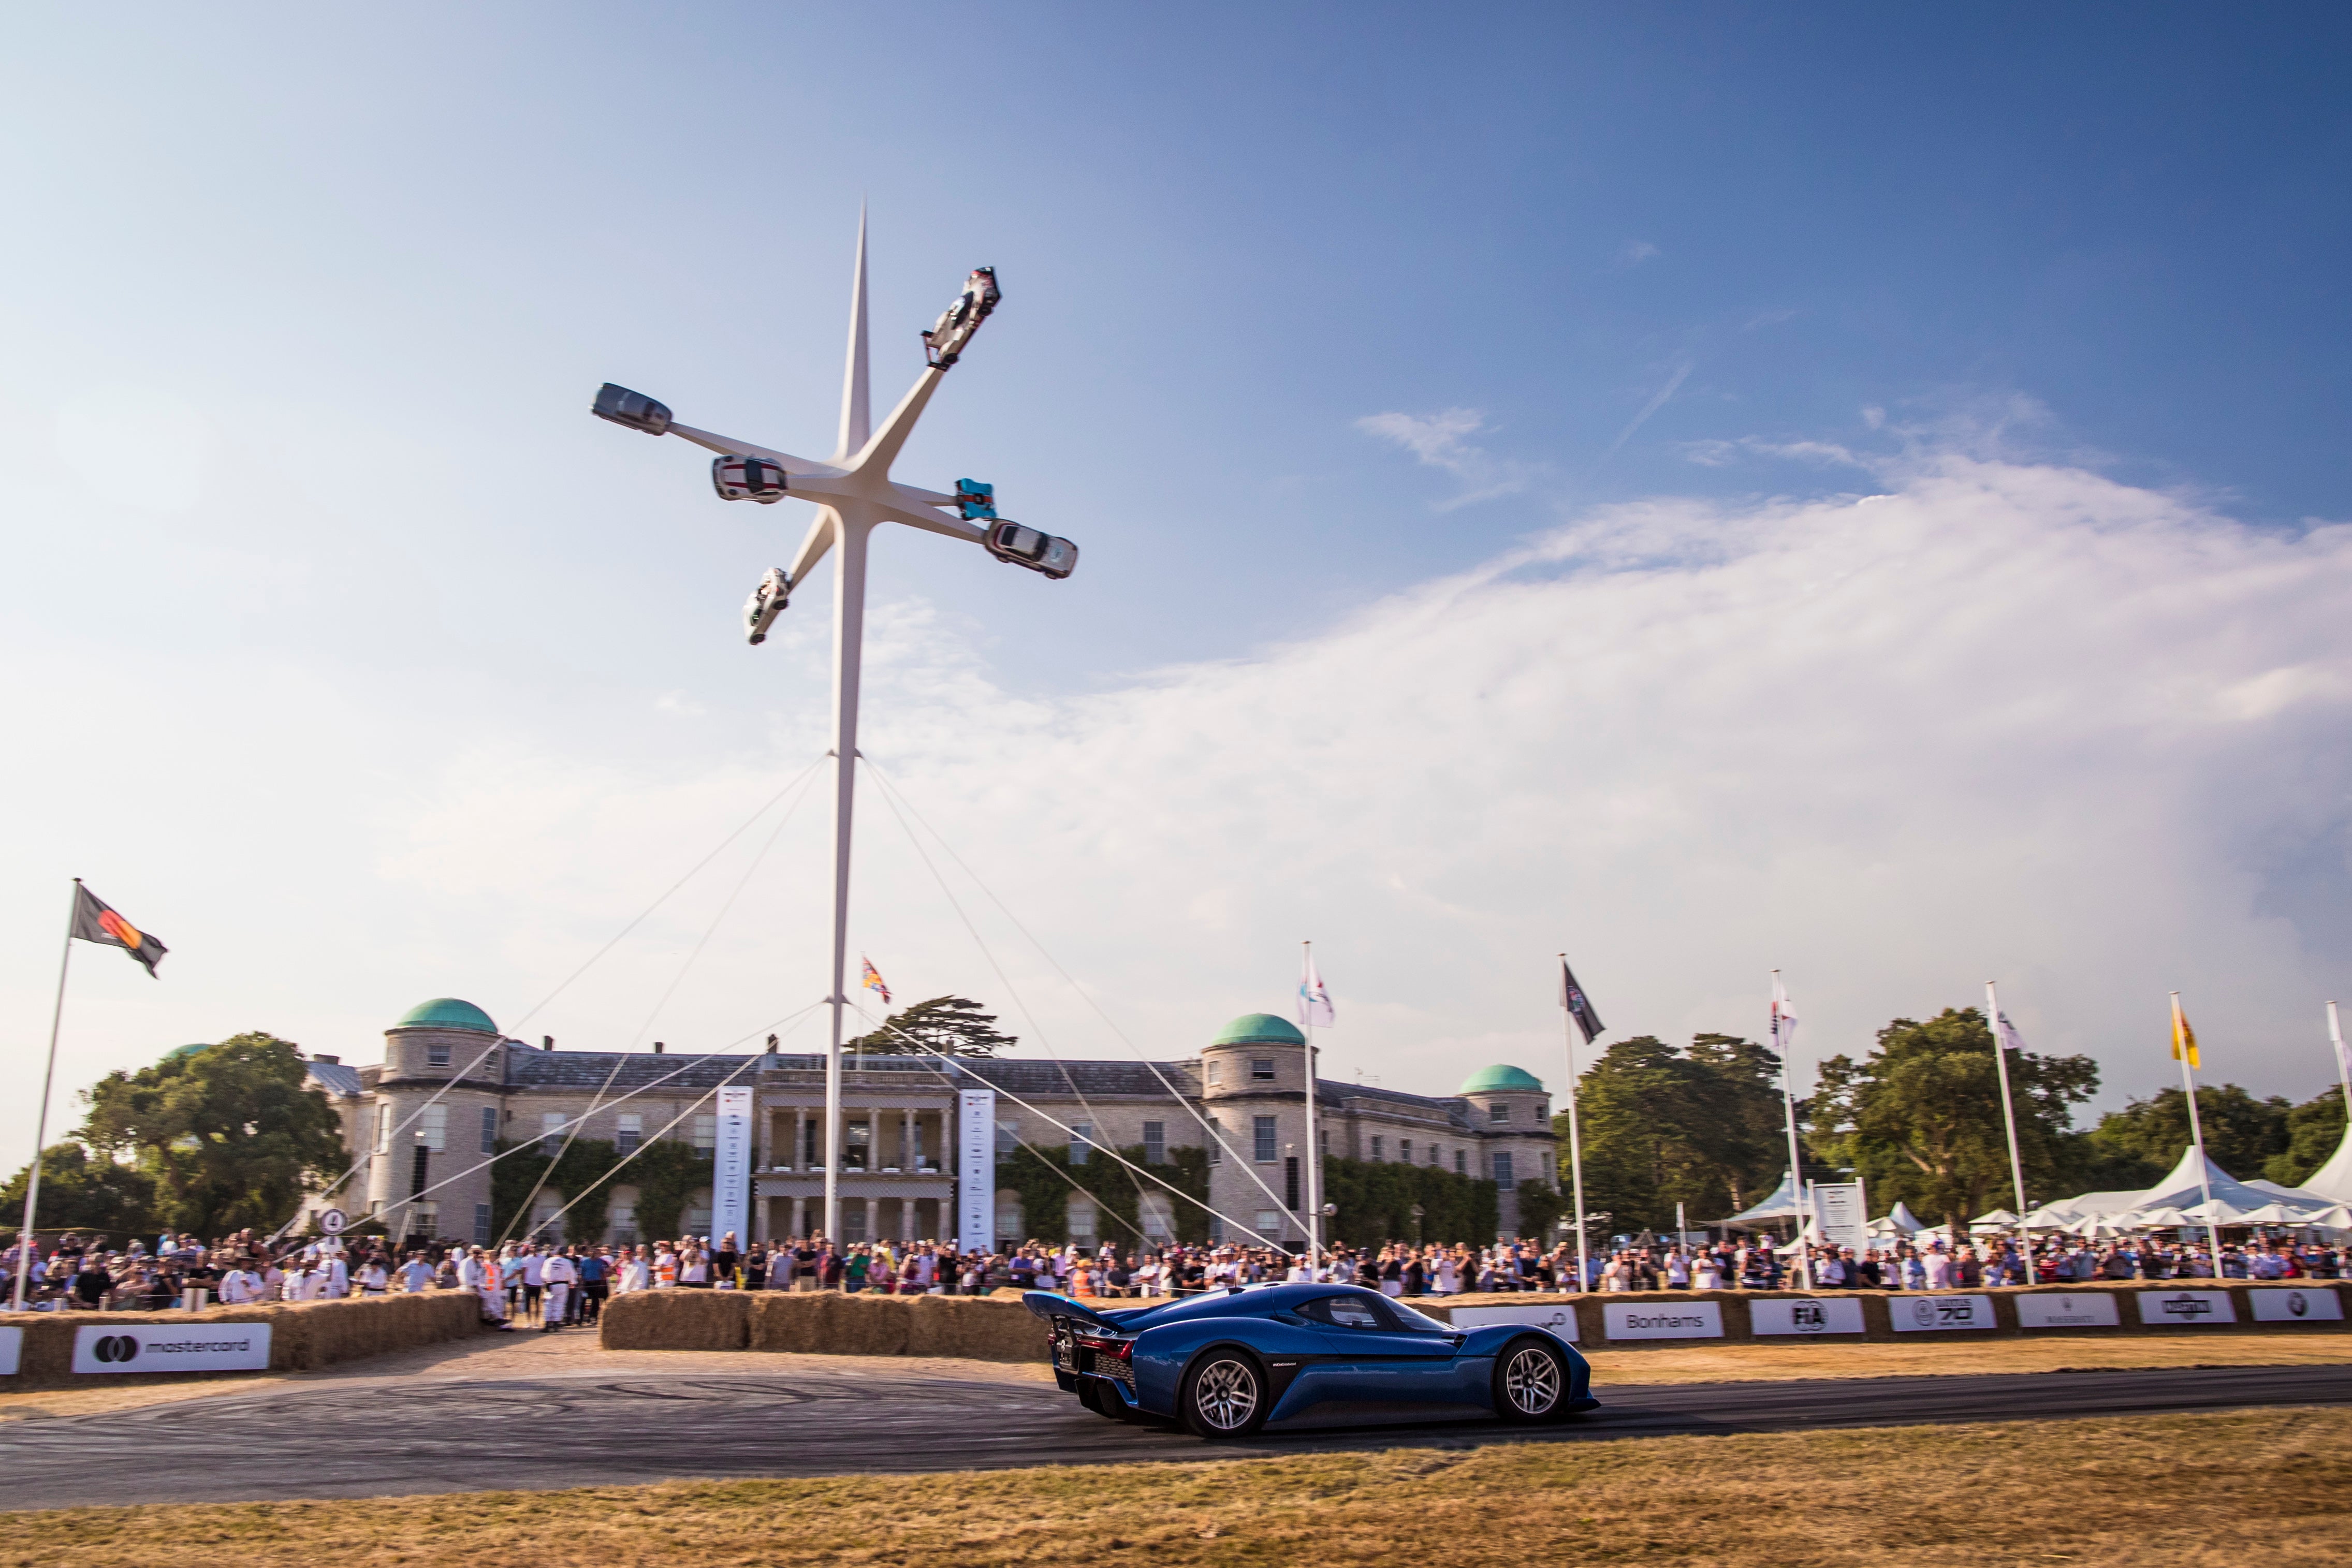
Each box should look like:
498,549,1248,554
1300,1293,1473,1407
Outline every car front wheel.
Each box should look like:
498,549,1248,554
1493,1337,1568,1422
1181,1349,1268,1439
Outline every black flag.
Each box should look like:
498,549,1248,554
1558,957,1603,1045
70,883,168,976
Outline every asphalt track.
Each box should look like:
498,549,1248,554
2,1362,2347,1512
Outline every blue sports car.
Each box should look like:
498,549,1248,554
1023,1282,1599,1439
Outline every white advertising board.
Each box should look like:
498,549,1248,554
1449,1302,1580,1341
2246,1286,2343,1323
957,1088,996,1249
73,1323,271,1374
2137,1290,2237,1327
1603,1302,1723,1341
2014,1292,2121,1329
710,1084,753,1247
0,1325,20,1377
1750,1297,1866,1336
1810,1182,1868,1254
1892,1293,1997,1332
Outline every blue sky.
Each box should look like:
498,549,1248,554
4,6,2351,1164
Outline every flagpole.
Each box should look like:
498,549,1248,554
12,882,80,1313
1300,941,1323,1273
2172,992,2225,1274
1984,981,2034,1283
2328,1002,2351,1130
1772,970,1813,1291
1558,956,1589,1295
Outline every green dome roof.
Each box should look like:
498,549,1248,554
392,997,499,1035
1459,1063,1544,1094
165,1043,210,1062
1210,1012,1305,1047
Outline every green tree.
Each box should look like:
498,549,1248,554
2083,1082,2291,1185
490,1137,620,1244
846,997,1017,1058
1812,1008,2099,1231
1321,1158,1498,1247
1567,1032,1789,1232
1511,1179,1568,1241
0,1142,157,1241
77,1033,346,1238
2269,1088,2349,1186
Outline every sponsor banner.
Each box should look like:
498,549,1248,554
1892,1293,1997,1332
1603,1302,1723,1341
0,1325,19,1378
1750,1297,1866,1336
957,1088,996,1249
1449,1302,1580,1342
2137,1290,2237,1327
710,1085,753,1248
2015,1292,2121,1329
1810,1183,1868,1254
72,1323,272,1374
2247,1286,2343,1323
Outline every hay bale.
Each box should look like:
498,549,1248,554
598,1288,751,1351
0,1292,485,1387
905,1295,1047,1362
748,1291,821,1353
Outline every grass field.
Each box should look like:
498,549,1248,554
4,1405,2346,1565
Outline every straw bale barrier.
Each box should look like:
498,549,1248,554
598,1280,2348,1359
1,1291,485,1388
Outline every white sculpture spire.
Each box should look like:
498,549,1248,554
837,205,871,462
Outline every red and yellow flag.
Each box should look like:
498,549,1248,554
860,957,890,1005
70,883,167,977
2169,994,2200,1069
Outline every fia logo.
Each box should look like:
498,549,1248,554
1792,1301,1827,1332
92,1334,140,1364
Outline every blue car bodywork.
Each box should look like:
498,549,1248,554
1023,1282,1598,1435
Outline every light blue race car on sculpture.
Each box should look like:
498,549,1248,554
1024,1281,1599,1439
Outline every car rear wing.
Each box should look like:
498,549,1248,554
1020,1290,1127,1330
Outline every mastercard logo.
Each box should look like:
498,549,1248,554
97,909,144,949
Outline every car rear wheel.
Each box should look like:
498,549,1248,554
1493,1337,1568,1422
1180,1349,1268,1439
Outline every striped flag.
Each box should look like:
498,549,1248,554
2170,994,2200,1069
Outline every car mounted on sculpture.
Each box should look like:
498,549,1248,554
743,566,791,644
984,520,1078,579
1024,1282,1597,1440
922,266,1000,367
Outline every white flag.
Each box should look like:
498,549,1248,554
1299,950,1335,1028
1770,972,1798,1054
1994,1009,2028,1053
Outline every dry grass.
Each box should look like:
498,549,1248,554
3,1406,2348,1565
1583,1330,2352,1384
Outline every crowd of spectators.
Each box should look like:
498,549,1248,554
6,1227,2345,1317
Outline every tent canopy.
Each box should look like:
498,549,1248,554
2054,1145,2329,1221
1716,1169,1803,1227
2295,1122,2352,1205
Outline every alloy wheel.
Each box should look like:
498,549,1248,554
1504,1345,1561,1416
1192,1357,1260,1432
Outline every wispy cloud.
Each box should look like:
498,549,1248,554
1680,435,1868,471
1355,407,1541,510
1593,362,1692,471
1621,240,1662,266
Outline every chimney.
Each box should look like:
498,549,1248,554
543,1035,556,1050
312,1054,341,1065
653,1041,666,1055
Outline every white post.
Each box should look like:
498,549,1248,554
1985,980,2034,1283
2329,1002,2351,1129
11,883,78,1312
2172,992,2225,1275
1558,959,1590,1295
1302,1016,1322,1270
1772,970,1812,1291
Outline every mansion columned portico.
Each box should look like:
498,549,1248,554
309,1000,1558,1249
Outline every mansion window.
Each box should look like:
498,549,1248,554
1489,1103,1510,1123
693,1114,716,1155
1070,1124,1093,1166
1492,1151,1516,1190
1251,1057,1275,1081
1253,1116,1278,1163
426,1043,451,1067
1370,1136,1384,1160
479,1106,499,1155
1143,1121,1165,1165
1455,1149,1467,1175
1400,1139,1412,1163
616,1113,642,1153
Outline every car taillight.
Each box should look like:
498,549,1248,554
1076,1335,1133,1360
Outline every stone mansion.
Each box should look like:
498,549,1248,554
305,999,1559,1250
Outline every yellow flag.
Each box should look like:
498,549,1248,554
2170,995,2201,1069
